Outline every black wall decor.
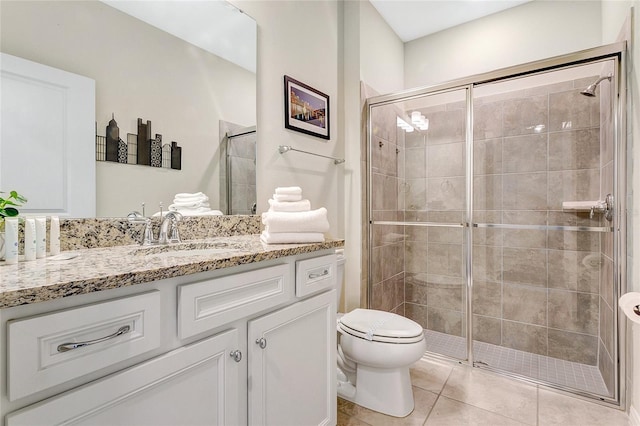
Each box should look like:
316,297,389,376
171,141,182,170
137,118,151,166
95,115,183,171
151,134,162,167
106,114,120,162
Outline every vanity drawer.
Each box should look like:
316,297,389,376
178,263,291,339
7,291,161,401
295,254,337,297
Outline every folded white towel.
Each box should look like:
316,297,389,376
268,198,311,212
173,198,209,206
169,203,211,211
171,201,211,209
174,192,207,200
153,209,223,217
275,186,302,196
272,193,302,202
260,230,324,244
173,209,222,216
262,207,330,233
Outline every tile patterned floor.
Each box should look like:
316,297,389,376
424,329,610,396
337,358,629,426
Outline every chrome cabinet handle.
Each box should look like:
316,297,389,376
256,337,267,349
309,269,329,279
230,350,242,362
57,325,131,353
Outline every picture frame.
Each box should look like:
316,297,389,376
284,75,330,140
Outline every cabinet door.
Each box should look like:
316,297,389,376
248,290,336,426
6,329,241,426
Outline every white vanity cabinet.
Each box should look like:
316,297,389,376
6,329,241,426
1,250,338,426
248,290,336,426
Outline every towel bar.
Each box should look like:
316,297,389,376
278,145,345,165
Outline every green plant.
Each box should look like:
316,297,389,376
0,190,27,232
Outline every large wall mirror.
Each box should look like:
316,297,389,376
0,0,256,217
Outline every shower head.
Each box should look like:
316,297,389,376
580,73,612,97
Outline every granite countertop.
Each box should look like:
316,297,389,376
0,235,344,309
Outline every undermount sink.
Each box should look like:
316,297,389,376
133,241,241,259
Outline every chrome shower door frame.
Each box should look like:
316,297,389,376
366,41,627,407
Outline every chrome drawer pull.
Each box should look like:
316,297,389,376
308,269,329,279
57,325,131,353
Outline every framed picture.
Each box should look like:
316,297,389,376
284,75,330,140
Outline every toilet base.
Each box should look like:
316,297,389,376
342,364,415,418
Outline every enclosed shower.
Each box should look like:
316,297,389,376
219,122,257,215
366,43,625,405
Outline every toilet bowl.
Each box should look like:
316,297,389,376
335,250,426,418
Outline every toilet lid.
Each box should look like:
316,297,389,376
338,309,424,343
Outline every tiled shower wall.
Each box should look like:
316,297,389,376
468,77,604,368
369,76,614,381
370,101,406,316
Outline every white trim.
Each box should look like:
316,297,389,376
629,404,640,426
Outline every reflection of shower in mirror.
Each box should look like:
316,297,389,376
220,122,257,215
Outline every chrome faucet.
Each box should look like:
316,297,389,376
158,211,183,244
127,209,156,246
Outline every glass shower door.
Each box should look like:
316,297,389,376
369,88,470,361
471,60,617,398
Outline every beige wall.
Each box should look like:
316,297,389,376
340,0,405,311
231,0,341,238
342,0,362,312
404,0,602,89
0,0,256,217
359,0,404,95
600,0,640,421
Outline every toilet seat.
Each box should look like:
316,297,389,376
338,309,424,344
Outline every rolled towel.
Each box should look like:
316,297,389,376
268,198,311,212
275,186,302,196
272,193,302,202
263,207,330,233
260,230,325,244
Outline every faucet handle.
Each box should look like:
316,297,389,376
141,218,157,246
168,220,181,243
168,211,182,243
127,211,145,223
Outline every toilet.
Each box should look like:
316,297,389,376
335,250,427,417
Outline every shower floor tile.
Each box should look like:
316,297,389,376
424,329,610,397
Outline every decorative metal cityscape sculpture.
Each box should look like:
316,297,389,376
96,115,182,170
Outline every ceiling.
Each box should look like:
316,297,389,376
100,0,532,71
369,0,533,42
101,1,256,72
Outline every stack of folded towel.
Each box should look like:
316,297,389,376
261,187,329,244
154,192,223,216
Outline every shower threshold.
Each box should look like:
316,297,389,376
424,329,610,397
